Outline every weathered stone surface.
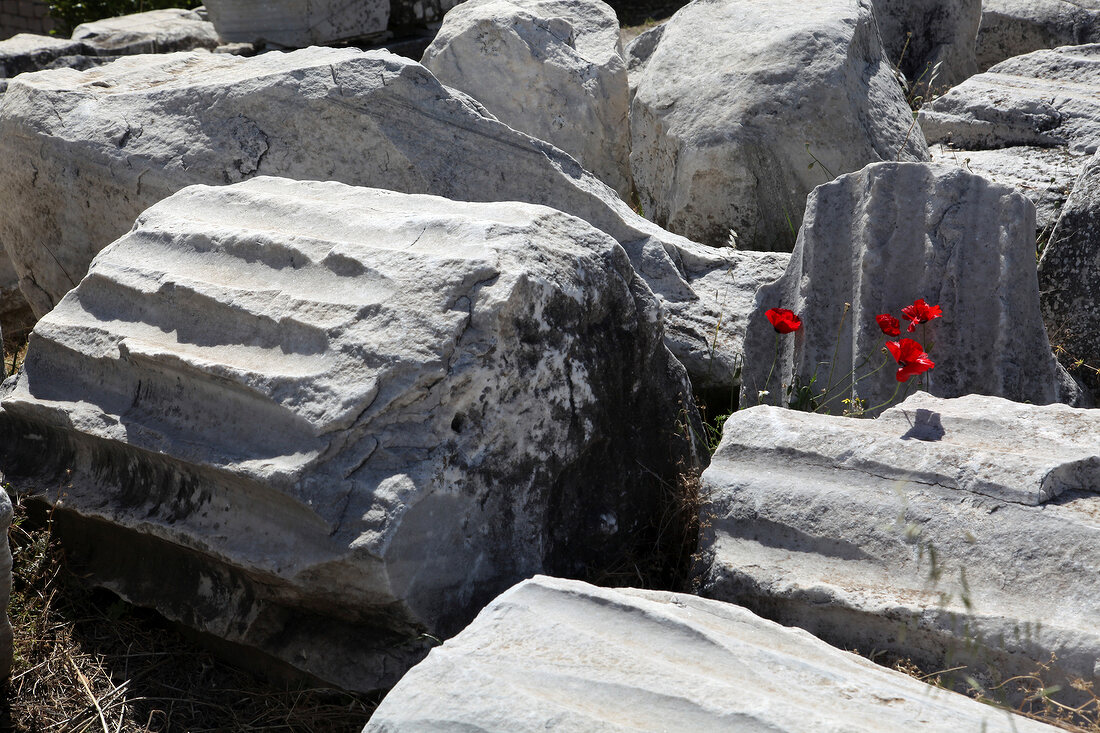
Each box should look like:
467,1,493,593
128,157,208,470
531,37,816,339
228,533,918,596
977,0,1100,71
423,0,633,200
0,46,781,389
202,0,389,46
629,0,929,250
0,33,84,78
699,392,1100,705
0,485,10,681
920,45,1100,154
871,0,981,92
0,177,701,691
928,144,1087,236
0,254,33,347
365,575,1057,732
1039,147,1100,399
740,162,1072,414
72,9,220,56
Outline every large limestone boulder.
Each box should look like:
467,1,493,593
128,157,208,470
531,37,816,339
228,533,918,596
699,392,1100,706
629,0,929,250
364,576,1057,732
1038,147,1100,399
0,33,85,79
0,177,701,691
203,0,453,47
977,0,1100,71
0,46,783,389
740,162,1071,414
422,0,633,200
71,8,220,56
928,145,1085,237
871,0,981,93
919,45,1100,154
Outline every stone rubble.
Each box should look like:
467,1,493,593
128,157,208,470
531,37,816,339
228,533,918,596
365,575,1058,732
699,392,1100,705
0,177,700,691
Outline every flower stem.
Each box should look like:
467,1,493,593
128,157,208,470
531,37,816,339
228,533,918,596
866,379,905,415
815,352,888,413
823,302,851,397
760,333,779,405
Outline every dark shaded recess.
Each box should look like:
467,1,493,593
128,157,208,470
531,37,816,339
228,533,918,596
606,0,691,26
0,414,433,691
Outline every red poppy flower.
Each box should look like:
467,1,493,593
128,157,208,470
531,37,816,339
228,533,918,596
875,313,900,337
901,298,942,333
765,307,802,334
886,338,935,382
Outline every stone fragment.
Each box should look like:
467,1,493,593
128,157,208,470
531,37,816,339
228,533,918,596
202,0,389,46
977,0,1100,71
1039,147,1100,399
871,0,982,92
0,177,701,691
629,0,928,250
0,46,780,389
739,162,1072,414
699,392,1100,706
365,575,1058,732
928,144,1086,236
72,9,220,56
919,45,1100,154
0,33,84,79
423,0,633,200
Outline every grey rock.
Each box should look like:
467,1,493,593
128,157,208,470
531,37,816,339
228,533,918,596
929,144,1087,236
423,0,633,200
920,45,1100,154
739,162,1068,415
978,0,1100,71
623,20,663,88
0,177,701,691
202,0,389,46
699,392,1100,706
872,0,982,93
72,9,220,56
0,46,779,390
365,575,1058,732
0,33,84,79
1039,147,1100,399
629,0,929,250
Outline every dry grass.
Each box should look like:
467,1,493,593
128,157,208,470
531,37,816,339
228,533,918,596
3,491,379,732
879,653,1100,732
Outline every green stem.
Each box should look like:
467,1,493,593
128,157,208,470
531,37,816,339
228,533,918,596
823,303,850,397
760,333,779,405
815,353,888,413
866,379,905,415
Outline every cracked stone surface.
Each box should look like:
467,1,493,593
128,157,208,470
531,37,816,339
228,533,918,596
0,177,701,691
928,143,1088,236
1039,146,1100,399
423,0,634,200
202,0,390,46
977,0,1100,71
919,44,1100,154
739,162,1075,414
0,45,782,391
699,392,1100,707
628,0,928,250
364,575,1058,732
72,8,220,56
871,0,981,92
